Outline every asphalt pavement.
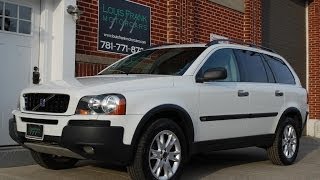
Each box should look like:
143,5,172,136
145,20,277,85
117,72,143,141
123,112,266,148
0,137,319,180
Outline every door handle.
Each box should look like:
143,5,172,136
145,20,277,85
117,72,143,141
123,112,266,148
275,90,284,97
238,90,249,97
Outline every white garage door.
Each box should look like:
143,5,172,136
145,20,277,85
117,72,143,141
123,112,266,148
0,0,40,145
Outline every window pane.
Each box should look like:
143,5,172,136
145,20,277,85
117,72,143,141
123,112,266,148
0,1,3,16
0,17,2,30
235,50,268,83
200,49,240,82
4,18,17,32
262,58,275,83
19,6,31,20
5,3,17,18
19,20,31,34
264,55,295,84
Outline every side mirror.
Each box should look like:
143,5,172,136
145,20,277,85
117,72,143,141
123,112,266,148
197,67,227,83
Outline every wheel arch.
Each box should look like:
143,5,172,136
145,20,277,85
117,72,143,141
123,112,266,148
131,104,195,157
276,107,303,136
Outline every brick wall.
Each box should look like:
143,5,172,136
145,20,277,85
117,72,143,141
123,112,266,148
243,0,262,44
75,0,262,76
308,0,320,119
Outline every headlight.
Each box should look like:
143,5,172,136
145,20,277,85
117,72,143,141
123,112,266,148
76,94,126,115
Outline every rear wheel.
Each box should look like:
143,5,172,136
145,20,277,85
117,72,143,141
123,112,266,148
31,150,78,170
267,117,300,165
127,118,186,180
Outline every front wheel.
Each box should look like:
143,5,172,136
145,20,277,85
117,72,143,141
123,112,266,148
127,118,187,180
267,117,300,165
31,150,78,170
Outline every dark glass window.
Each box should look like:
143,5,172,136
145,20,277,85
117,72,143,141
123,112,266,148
19,6,31,21
234,49,268,83
199,48,240,82
0,1,3,16
4,3,17,18
0,1,3,30
4,17,16,32
264,55,295,84
99,47,205,76
18,6,32,34
19,20,31,34
262,58,275,83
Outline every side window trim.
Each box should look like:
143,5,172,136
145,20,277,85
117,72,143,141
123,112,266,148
232,49,247,82
257,52,270,83
232,49,244,82
260,53,276,83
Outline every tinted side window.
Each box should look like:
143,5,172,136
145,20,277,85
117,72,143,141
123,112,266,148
199,48,240,82
261,57,276,83
234,50,268,83
264,55,295,84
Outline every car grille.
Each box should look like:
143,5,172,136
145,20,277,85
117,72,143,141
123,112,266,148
24,93,70,113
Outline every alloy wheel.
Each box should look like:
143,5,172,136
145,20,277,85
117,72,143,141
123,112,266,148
149,130,181,180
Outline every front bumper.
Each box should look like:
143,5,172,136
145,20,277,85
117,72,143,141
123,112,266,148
9,117,133,165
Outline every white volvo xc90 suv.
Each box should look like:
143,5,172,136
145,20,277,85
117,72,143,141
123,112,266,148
10,40,308,180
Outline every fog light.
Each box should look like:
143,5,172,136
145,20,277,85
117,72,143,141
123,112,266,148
83,146,95,155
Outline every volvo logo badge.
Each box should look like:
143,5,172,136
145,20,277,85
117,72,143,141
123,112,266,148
32,94,55,111
39,99,46,107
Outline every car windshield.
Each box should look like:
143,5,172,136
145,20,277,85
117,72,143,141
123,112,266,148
99,47,206,76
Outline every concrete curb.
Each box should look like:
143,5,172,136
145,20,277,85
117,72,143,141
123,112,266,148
307,119,320,138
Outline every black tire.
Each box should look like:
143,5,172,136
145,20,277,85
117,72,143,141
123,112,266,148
267,117,300,165
127,118,187,180
31,150,78,170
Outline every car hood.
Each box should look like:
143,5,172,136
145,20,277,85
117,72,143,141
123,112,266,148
22,75,175,96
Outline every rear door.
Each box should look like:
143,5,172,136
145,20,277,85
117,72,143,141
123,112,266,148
263,55,298,121
234,49,283,135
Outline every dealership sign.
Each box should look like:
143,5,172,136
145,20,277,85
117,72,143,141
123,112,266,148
98,0,151,54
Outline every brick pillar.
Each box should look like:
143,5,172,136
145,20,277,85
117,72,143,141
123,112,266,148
167,0,181,43
308,0,320,119
185,0,196,43
243,0,262,44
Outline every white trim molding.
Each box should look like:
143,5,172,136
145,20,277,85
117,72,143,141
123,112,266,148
39,0,76,83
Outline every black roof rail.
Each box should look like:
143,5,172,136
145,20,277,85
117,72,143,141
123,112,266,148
206,39,276,53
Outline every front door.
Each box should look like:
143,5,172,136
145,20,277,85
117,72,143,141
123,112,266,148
0,0,40,145
197,48,250,141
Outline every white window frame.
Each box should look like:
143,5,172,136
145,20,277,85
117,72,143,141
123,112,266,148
0,0,33,36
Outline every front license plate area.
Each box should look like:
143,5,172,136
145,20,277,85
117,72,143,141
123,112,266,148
26,124,44,141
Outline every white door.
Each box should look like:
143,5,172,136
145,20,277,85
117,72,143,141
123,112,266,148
233,49,283,136
197,48,250,141
0,0,40,145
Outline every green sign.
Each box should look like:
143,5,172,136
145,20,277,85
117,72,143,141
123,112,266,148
98,0,151,54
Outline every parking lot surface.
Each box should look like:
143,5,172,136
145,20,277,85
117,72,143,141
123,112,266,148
0,137,319,180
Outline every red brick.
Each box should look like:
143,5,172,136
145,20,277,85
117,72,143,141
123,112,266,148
75,0,262,74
